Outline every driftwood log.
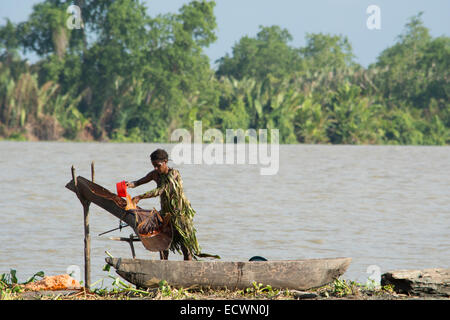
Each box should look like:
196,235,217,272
381,268,450,297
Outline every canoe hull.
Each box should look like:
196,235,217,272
105,257,351,290
66,176,173,251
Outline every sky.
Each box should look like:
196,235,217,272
0,0,449,68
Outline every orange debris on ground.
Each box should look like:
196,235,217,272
23,274,81,291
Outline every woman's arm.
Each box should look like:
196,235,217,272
140,185,166,199
127,170,157,188
132,182,167,204
132,170,177,204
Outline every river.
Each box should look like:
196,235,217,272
0,141,448,287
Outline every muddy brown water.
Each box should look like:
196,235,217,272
0,141,449,288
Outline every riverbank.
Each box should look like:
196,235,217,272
2,277,448,301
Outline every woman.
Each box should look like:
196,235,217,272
127,149,218,261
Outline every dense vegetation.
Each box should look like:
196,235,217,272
0,1,448,144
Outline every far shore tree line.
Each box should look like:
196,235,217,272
0,1,448,145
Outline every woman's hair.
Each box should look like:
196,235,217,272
150,149,169,162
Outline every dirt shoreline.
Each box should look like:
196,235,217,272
2,269,449,301
6,284,450,301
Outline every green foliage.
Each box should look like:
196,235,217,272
0,61,88,140
19,1,72,58
216,25,302,81
316,278,394,298
244,281,280,298
156,280,189,299
325,83,384,144
300,33,356,73
0,270,45,300
295,98,330,144
0,4,447,145
331,278,355,297
372,12,449,114
217,76,303,143
0,19,22,53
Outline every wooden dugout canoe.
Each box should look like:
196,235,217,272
105,257,352,290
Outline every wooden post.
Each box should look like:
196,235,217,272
129,234,136,259
71,166,78,195
91,161,95,183
71,165,91,290
83,201,91,290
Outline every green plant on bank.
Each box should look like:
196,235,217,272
90,261,189,300
87,263,154,299
315,278,396,298
0,269,45,300
91,278,187,300
155,280,285,300
331,278,356,297
93,265,193,300
243,281,281,298
158,280,190,299
380,283,395,294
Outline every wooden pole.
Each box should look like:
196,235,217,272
82,162,95,290
71,166,78,195
71,165,91,290
91,161,95,183
129,233,136,259
83,201,91,290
